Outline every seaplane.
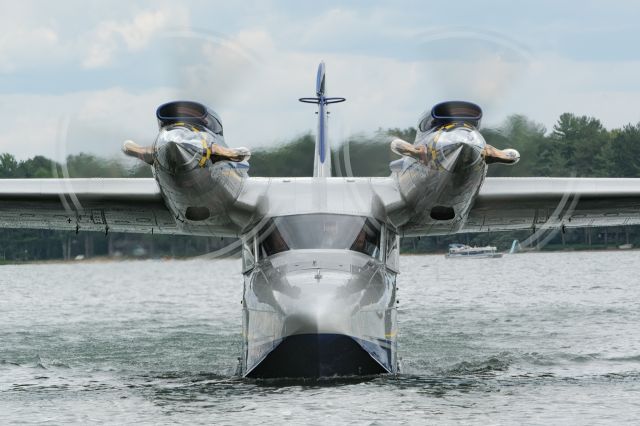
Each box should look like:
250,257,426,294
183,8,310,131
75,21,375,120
2,62,640,378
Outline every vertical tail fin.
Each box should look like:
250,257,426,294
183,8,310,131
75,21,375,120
299,61,345,177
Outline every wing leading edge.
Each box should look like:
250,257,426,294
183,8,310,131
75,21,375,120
465,177,640,233
2,177,640,237
0,178,180,235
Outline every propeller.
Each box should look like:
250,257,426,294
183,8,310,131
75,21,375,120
117,31,259,169
390,138,425,160
122,140,154,165
418,29,529,163
390,136,520,166
51,29,262,258
122,138,252,166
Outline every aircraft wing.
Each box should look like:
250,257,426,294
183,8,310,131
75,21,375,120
464,177,640,232
0,178,180,234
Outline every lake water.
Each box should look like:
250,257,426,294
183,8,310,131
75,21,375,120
1,251,639,424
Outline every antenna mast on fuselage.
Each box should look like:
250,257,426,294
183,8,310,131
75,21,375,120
299,61,346,178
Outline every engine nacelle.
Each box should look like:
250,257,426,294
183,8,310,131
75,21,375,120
150,101,249,173
418,101,482,132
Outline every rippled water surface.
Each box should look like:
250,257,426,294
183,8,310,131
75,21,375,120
1,251,639,424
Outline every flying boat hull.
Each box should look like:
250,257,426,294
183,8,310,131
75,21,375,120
240,249,398,378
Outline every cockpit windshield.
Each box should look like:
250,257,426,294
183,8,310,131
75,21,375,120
258,214,381,259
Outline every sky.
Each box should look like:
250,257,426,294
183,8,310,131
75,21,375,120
2,0,640,160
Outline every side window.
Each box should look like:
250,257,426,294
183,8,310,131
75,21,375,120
242,238,255,273
349,219,381,259
257,220,290,259
385,228,399,272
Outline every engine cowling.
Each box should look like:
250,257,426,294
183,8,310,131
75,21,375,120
152,101,249,172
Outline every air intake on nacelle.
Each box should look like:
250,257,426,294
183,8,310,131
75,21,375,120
156,101,224,136
419,101,482,132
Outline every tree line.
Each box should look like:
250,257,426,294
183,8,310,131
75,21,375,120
1,112,640,261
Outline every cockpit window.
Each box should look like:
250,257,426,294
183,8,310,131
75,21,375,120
257,214,381,259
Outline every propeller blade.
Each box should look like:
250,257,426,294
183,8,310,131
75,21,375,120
212,145,251,162
482,144,520,165
390,138,425,161
122,140,155,165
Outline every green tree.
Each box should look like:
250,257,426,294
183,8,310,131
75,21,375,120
19,156,57,178
65,153,129,177
387,127,417,143
0,153,20,177
332,127,416,177
482,115,547,177
551,113,609,177
250,133,315,177
602,123,640,177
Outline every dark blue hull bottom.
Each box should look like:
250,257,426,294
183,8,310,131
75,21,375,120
246,333,388,378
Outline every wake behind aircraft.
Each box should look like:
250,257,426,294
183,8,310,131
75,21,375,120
2,62,640,378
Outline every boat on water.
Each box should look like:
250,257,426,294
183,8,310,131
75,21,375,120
445,243,503,258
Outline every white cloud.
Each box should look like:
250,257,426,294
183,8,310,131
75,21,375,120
487,54,640,129
0,17,60,72
3,2,640,166
0,3,191,72
83,8,189,68
0,87,177,161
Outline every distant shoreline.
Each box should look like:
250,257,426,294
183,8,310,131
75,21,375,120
1,246,637,265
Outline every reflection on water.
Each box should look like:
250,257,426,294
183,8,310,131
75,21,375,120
1,252,640,424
